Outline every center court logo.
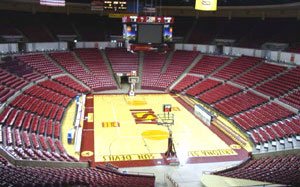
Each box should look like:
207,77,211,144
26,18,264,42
130,109,158,124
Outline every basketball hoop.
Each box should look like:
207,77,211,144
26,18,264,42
157,113,174,128
128,75,139,97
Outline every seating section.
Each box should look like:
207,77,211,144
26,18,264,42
186,79,221,96
0,68,29,103
141,51,167,90
0,70,78,162
0,59,43,82
106,48,139,74
75,48,116,90
232,63,286,87
214,91,268,116
0,69,28,90
198,84,241,104
1,46,300,186
39,80,77,98
213,56,261,80
54,75,90,93
233,102,294,131
214,155,300,186
0,86,14,103
10,94,65,121
17,54,64,76
155,51,199,90
255,66,300,98
0,160,155,187
172,75,201,92
190,55,229,76
22,85,72,107
249,115,300,144
280,90,300,109
50,51,116,91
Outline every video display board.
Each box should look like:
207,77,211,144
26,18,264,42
122,16,174,44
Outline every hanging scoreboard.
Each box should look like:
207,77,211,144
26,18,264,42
104,0,127,12
122,16,174,44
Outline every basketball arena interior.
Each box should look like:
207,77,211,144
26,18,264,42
0,0,300,186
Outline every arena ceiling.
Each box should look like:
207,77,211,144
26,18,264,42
1,0,300,18
67,0,299,6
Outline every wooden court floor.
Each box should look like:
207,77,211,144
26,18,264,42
79,94,248,167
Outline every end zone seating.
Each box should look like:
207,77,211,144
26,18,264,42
75,48,117,90
155,50,199,90
141,51,167,90
106,48,139,74
50,51,116,91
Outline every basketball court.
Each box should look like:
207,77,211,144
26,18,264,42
79,94,248,167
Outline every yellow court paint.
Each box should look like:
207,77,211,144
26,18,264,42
81,151,94,157
125,95,147,106
87,113,94,122
141,130,169,140
93,94,236,162
188,149,236,157
171,107,181,111
101,153,163,162
102,122,120,128
127,100,147,106
230,144,242,150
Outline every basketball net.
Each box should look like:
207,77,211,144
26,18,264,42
128,80,136,96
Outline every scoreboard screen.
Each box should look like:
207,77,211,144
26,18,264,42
137,24,163,44
104,0,127,12
123,16,174,44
